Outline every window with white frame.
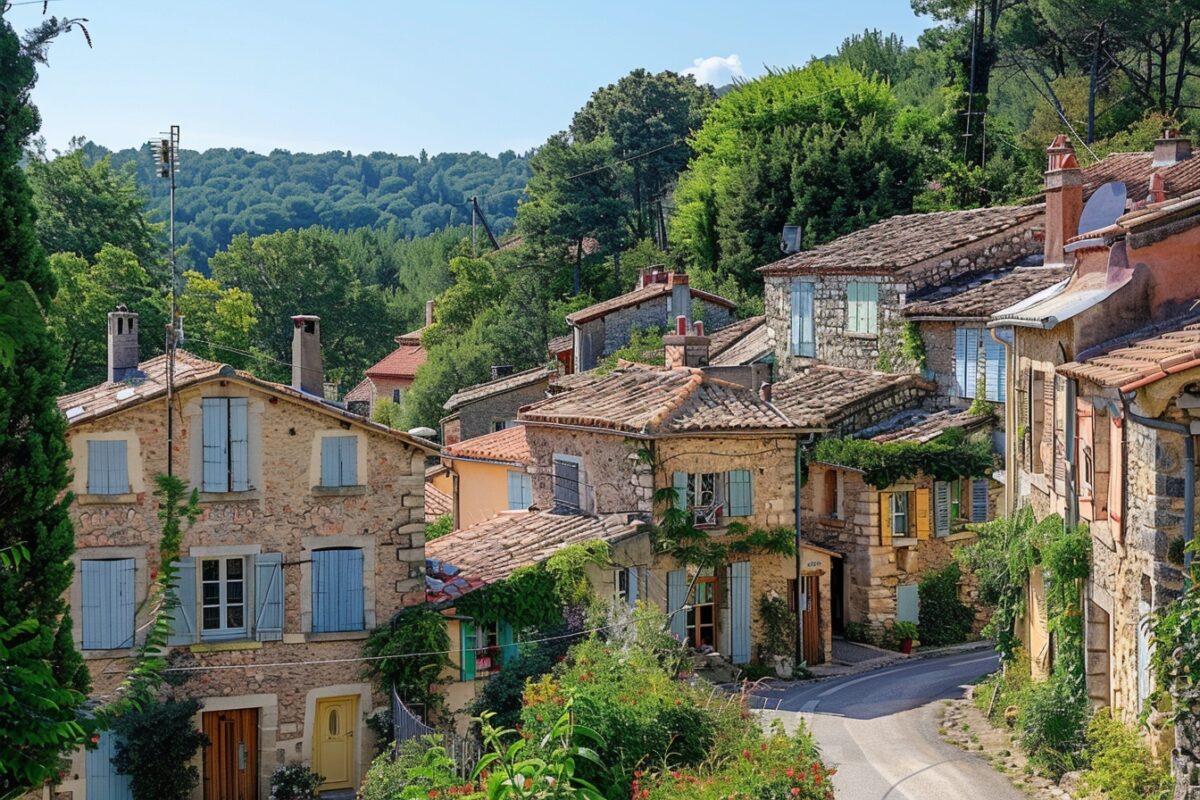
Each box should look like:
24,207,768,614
673,470,753,524
790,280,815,358
615,566,642,608
507,469,533,510
87,440,130,495
845,282,878,335
319,435,359,487
201,397,250,492
890,491,911,537
200,557,246,640
391,388,401,403
553,455,584,512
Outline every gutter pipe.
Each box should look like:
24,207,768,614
795,432,817,667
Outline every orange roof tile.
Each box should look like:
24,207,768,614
365,340,427,380
565,282,735,325
770,366,934,429
904,266,1070,319
442,425,532,465
1059,320,1200,390
425,482,451,521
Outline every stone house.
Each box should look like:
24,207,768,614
566,270,736,373
437,425,534,529
439,365,554,444
57,310,434,800
344,300,435,417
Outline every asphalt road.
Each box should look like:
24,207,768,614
755,648,1023,800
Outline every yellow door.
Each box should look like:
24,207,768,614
314,696,357,791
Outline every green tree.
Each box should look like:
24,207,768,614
175,270,257,369
0,9,92,796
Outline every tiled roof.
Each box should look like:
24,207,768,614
365,337,427,380
343,377,374,403
757,205,1043,277
547,334,573,354
1080,151,1200,200
868,408,992,444
708,316,764,358
425,482,451,521
1059,321,1200,390
56,350,437,450
565,283,735,325
711,324,771,366
520,366,792,434
442,425,532,465
904,266,1070,319
443,366,554,412
770,366,934,429
425,511,646,600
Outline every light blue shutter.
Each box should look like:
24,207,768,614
954,328,968,396
520,473,533,507
254,553,283,641
339,436,358,485
847,282,859,332
792,281,815,357
507,470,526,510
934,481,950,537
460,622,477,681
320,437,339,487
985,335,1006,402
81,559,134,650
729,561,751,664
499,621,517,665
966,329,980,399
897,583,919,623
971,479,989,522
202,398,228,492
167,557,196,645
866,282,878,335
228,397,249,491
1138,601,1152,708
87,441,129,495
627,566,639,608
673,471,689,511
667,569,687,641
86,730,133,800
727,469,753,517
312,548,364,633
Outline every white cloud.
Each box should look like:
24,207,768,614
682,54,745,87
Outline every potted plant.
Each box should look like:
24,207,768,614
758,593,795,678
894,620,920,654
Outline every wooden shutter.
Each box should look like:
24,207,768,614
879,491,893,546
934,481,950,537
553,457,581,511
971,479,989,522
507,470,524,510
339,435,358,485
954,328,968,396
228,397,249,491
728,561,751,665
865,282,878,335
312,548,365,633
915,488,932,539
792,281,815,357
460,622,477,681
1109,417,1124,541
320,437,340,487
202,398,228,492
1076,399,1095,519
86,730,133,800
81,559,134,650
667,569,687,641
1053,376,1067,493
499,621,518,665
167,557,197,645
87,440,129,495
727,469,753,516
254,553,283,641
672,471,689,511
984,335,1006,402
847,282,861,332
1094,410,1110,519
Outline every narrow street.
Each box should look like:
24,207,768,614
755,649,1022,800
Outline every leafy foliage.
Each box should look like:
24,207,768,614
475,704,607,799
917,563,974,646
269,763,323,800
361,736,470,800
811,427,993,490
424,514,454,542
468,623,578,731
363,605,452,717
1080,710,1172,800
111,698,208,800
758,594,794,661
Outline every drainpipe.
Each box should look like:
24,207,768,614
795,432,817,667
1065,377,1077,530
989,327,1016,515
1120,392,1195,574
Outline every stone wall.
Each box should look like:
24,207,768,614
452,380,551,442
524,426,649,515
574,296,736,372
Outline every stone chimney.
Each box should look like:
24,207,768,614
291,315,323,396
1044,135,1083,267
107,305,140,383
668,272,692,325
1153,128,1192,167
664,316,710,369
425,299,436,327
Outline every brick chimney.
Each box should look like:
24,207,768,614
1148,172,1166,204
1044,135,1083,267
425,299,436,327
637,266,669,289
107,305,140,383
1153,128,1192,167
668,272,692,325
664,316,710,369
291,315,323,396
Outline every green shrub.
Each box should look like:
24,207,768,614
467,623,577,731
974,651,1032,723
1081,711,1172,800
843,621,874,645
111,698,208,800
363,605,451,719
360,735,474,800
269,763,322,800
1018,674,1088,778
918,563,974,646
758,594,794,660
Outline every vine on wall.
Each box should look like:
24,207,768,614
811,426,993,490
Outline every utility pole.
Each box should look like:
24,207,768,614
154,125,180,476
470,196,500,252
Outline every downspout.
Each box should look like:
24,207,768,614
1065,377,1077,530
795,432,817,667
1120,391,1195,574
989,327,1016,515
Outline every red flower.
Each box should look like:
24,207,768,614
786,768,795,778
791,789,801,797
742,749,752,759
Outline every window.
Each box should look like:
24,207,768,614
87,440,130,495
460,620,515,680
553,455,584,512
201,397,250,493
507,470,533,510
200,557,246,640
391,388,401,403
846,282,878,335
311,547,365,633
493,419,518,432
818,469,840,519
984,335,1006,402
881,488,931,543
1031,369,1047,473
954,328,982,399
673,470,752,524
320,435,359,487
615,566,641,608
686,573,717,649
790,280,815,357
890,491,911,536
81,558,135,649
949,479,964,521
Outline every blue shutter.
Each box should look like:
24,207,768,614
507,470,526,510
87,441,129,495
202,398,228,492
499,621,517,665
865,282,878,335
86,730,133,800
971,478,989,522
167,557,196,645
520,473,533,507
254,553,283,641
627,566,639,608
966,329,981,399
729,561,751,664
460,621,477,681
954,328,968,396
312,549,364,633
792,281,815,357
339,436,358,486
228,397,249,491
673,471,689,511
320,437,339,487
985,335,1006,402
727,470,753,517
81,559,134,650
846,282,859,332
897,583,919,623
667,569,687,642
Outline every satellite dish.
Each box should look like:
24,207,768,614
1078,181,1127,236
780,224,802,254
408,426,438,440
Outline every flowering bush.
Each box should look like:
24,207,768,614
269,763,322,800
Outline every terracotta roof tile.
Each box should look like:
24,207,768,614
868,408,991,444
521,366,792,434
770,366,934,429
443,366,554,412
758,205,1043,277
1059,320,1200,389
904,266,1070,319
1080,151,1200,200
708,315,764,358
711,324,771,366
365,338,427,380
425,482,451,521
565,282,735,325
425,511,645,599
547,334,573,354
343,377,374,403
442,425,532,465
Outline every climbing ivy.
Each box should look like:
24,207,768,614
1150,541,1200,723
811,426,993,490
363,604,452,716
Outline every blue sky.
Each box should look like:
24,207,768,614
12,0,932,157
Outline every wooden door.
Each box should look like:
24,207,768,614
203,708,258,800
802,575,820,666
314,696,357,791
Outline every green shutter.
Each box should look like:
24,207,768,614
499,621,517,665
460,621,477,681
727,470,752,516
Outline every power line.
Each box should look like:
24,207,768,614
1016,64,1099,164
563,138,686,182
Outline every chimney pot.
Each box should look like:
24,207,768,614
1148,172,1167,204
759,382,772,403
693,320,704,337
290,314,323,396
425,299,436,328
107,306,140,383
675,315,688,335
1043,135,1084,266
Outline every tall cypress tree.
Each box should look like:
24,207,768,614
0,10,91,795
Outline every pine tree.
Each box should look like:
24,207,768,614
0,10,91,795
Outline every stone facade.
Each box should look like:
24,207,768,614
441,380,550,444
573,296,736,372
60,380,429,800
